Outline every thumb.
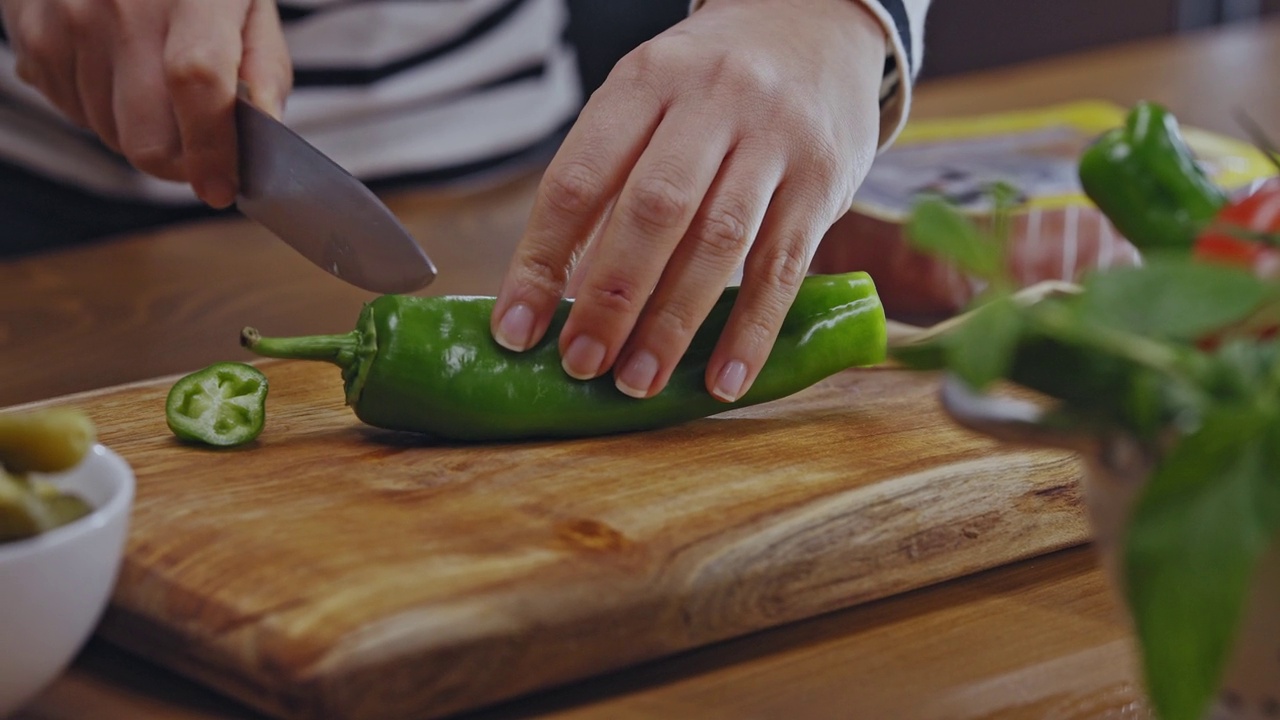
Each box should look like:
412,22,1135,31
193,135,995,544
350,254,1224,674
239,0,292,118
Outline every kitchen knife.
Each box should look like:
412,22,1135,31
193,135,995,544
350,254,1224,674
234,88,437,294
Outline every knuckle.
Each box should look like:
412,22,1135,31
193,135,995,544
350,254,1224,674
582,273,643,315
164,48,229,95
708,49,777,96
724,297,787,359
613,41,663,85
609,39,679,100
611,46,649,83
734,260,809,351
737,310,783,354
648,298,703,341
794,124,843,174
808,184,852,226
809,142,844,181
696,202,755,261
540,161,605,218
790,140,856,210
759,240,811,291
626,171,694,232
515,249,571,299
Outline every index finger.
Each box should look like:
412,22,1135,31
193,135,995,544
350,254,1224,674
490,79,663,352
163,0,247,208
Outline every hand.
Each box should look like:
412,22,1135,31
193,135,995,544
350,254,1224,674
491,0,887,402
0,0,292,208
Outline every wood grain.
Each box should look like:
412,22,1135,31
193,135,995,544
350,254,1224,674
462,545,1151,720
21,546,1152,720
18,362,1084,720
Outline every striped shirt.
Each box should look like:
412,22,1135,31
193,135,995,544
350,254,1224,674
0,0,928,206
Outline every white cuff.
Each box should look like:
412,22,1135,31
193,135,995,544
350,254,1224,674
850,0,914,150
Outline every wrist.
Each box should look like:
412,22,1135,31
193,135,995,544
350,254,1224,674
695,0,886,57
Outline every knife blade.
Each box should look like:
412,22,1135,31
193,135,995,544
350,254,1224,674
234,89,437,294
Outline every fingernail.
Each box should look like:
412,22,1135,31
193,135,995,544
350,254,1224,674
615,350,660,399
562,335,607,380
712,360,748,402
495,302,536,351
198,177,236,209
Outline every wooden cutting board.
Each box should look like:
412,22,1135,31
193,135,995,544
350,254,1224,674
16,361,1088,720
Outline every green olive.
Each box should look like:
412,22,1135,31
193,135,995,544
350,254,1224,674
33,480,92,527
0,408,96,474
0,472,94,543
0,471,52,542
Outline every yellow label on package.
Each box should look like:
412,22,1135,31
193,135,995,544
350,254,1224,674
852,101,1275,222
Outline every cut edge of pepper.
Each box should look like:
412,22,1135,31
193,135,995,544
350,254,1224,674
164,362,269,447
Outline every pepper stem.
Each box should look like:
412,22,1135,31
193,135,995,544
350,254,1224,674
240,327,360,368
242,304,378,408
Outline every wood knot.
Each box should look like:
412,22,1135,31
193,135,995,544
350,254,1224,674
554,518,628,553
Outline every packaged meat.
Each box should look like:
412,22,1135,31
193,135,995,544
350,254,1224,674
812,101,1276,322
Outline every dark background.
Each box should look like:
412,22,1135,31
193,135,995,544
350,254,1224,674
565,0,1278,90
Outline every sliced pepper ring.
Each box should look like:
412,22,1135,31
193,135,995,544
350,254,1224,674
165,362,269,447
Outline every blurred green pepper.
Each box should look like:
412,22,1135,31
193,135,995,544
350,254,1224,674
1079,101,1227,250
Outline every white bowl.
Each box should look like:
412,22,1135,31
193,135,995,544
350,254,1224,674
0,444,134,718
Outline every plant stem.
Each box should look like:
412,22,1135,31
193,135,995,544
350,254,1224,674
1029,303,1215,388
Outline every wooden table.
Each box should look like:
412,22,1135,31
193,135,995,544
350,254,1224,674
9,18,1280,719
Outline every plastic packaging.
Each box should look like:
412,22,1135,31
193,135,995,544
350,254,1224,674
812,101,1276,321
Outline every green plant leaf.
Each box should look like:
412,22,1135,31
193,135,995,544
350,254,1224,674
905,195,1005,283
1123,405,1280,720
897,138,1280,720
945,295,1022,390
1081,257,1272,341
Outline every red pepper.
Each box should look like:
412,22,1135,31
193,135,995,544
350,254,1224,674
1191,179,1280,349
1193,178,1280,277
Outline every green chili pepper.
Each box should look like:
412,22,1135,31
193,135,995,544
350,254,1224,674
1079,101,1227,250
165,362,269,447
239,272,887,441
